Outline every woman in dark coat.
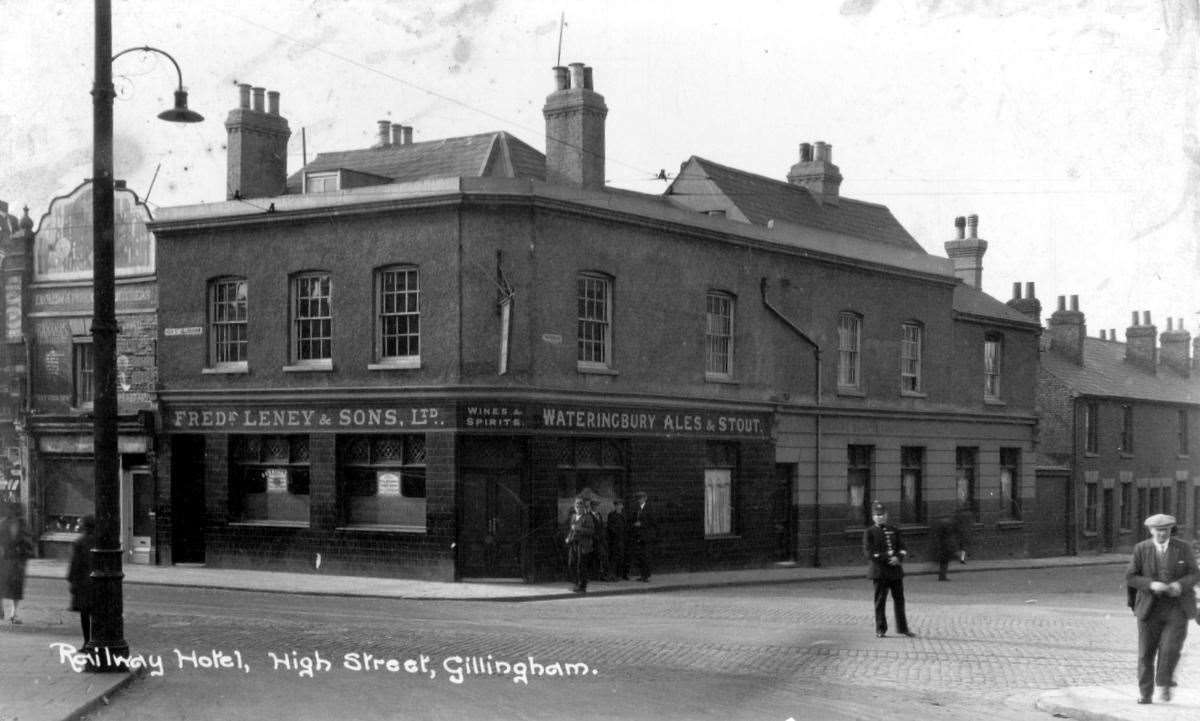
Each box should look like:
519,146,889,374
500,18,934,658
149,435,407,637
67,515,97,645
1,511,34,623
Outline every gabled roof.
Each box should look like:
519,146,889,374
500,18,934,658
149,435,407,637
286,131,545,193
664,156,924,252
952,284,1041,328
1042,337,1200,405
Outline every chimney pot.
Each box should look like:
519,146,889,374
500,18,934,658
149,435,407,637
1143,310,1152,326
568,62,585,89
1110,329,1115,340
238,83,251,109
267,90,280,116
377,120,391,147
391,123,403,145
252,86,265,112
583,66,594,90
954,216,966,239
1131,311,1140,326
1025,281,1035,299
1058,296,1067,312
1100,330,1107,340
402,126,413,144
552,66,569,91
799,142,813,162
1012,282,1021,300
1070,295,1079,312
814,141,830,162
1168,317,1174,331
967,214,979,239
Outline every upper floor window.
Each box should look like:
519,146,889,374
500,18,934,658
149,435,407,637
1120,404,1134,454
291,272,332,367
1084,401,1099,454
305,171,339,193
983,334,1002,400
208,277,248,368
837,312,862,390
375,265,420,367
1179,410,1190,456
73,339,94,409
900,322,922,393
705,292,734,379
577,273,612,370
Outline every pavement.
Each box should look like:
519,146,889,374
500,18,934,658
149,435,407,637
2,552,1197,721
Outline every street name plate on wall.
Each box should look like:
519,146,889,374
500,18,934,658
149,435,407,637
164,327,203,337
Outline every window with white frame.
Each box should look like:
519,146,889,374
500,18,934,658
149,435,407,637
984,334,1002,400
72,340,94,408
837,312,862,389
208,277,248,368
900,322,922,393
704,442,737,536
577,273,611,369
291,272,332,365
376,265,420,366
1083,481,1098,533
956,446,978,519
305,171,339,193
900,446,923,524
338,434,427,530
705,291,734,379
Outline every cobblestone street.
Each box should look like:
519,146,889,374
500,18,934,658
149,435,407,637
5,562,1186,721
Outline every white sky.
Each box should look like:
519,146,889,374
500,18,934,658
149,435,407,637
2,0,1198,341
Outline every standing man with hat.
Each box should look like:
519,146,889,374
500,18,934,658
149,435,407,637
630,491,654,582
863,501,914,638
1126,513,1199,704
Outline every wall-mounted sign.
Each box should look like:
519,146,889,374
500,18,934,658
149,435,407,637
5,276,22,342
541,333,563,345
33,182,155,281
164,404,453,431
266,468,289,493
164,327,203,337
377,472,401,496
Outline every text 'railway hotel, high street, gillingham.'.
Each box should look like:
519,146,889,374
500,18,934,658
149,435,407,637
9,60,1132,583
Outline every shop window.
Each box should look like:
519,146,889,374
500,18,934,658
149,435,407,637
72,339,94,408
375,265,420,367
837,313,862,390
846,444,873,526
999,448,1021,520
1084,482,1098,533
554,437,627,525
900,446,923,524
337,434,427,530
956,447,978,519
577,273,612,371
705,442,737,537
705,291,734,380
208,276,248,369
229,435,311,524
40,458,94,535
290,272,332,367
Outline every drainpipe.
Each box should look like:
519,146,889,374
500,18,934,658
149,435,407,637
760,279,823,567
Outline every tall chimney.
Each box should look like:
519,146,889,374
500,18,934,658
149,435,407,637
543,62,607,190
226,84,292,200
1160,317,1191,377
1006,280,1042,323
943,214,988,289
1047,294,1086,365
787,139,843,205
376,120,391,148
1125,310,1158,373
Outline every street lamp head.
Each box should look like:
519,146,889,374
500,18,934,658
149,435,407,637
157,89,204,123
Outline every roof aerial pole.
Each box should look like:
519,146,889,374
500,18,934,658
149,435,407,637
556,11,566,67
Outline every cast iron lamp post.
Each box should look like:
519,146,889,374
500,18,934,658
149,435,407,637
89,0,202,670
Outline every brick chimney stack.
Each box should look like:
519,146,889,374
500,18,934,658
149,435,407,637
1047,294,1086,365
944,214,988,289
1125,310,1158,374
1006,281,1042,324
226,83,291,200
543,63,607,190
787,140,843,205
1160,317,1191,377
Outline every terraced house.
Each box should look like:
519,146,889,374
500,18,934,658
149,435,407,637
147,65,1042,581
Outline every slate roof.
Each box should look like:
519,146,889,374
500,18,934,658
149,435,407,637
1042,337,1200,405
285,131,546,193
665,156,924,252
952,284,1041,328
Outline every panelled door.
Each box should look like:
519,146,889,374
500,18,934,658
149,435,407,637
459,470,525,578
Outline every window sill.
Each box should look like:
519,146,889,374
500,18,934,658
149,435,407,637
1082,451,1099,458
228,520,309,528
577,363,618,376
836,387,865,398
704,533,740,541
984,397,1006,406
900,390,927,398
203,363,249,375
283,360,334,373
336,524,427,534
704,374,738,384
40,532,82,542
368,359,421,371
996,520,1024,530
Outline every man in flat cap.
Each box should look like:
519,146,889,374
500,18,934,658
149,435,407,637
1126,513,1199,704
863,502,914,638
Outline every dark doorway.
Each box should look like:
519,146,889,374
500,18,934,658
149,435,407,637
170,435,206,564
459,470,525,578
773,464,796,563
1102,488,1115,550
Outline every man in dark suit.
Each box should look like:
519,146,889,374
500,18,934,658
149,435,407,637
630,491,654,582
608,499,629,581
863,502,914,638
1126,513,1199,704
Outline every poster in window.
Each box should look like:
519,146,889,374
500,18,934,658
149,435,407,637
377,471,401,496
266,468,289,493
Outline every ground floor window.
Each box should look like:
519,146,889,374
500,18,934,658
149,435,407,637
40,457,93,532
229,435,310,524
999,448,1020,520
554,437,628,526
900,447,923,524
955,447,978,520
1119,482,1133,531
337,434,426,529
1083,482,1098,534
1176,481,1188,524
704,442,738,537
846,445,873,526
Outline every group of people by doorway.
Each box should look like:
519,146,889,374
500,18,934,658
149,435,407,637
564,491,654,593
